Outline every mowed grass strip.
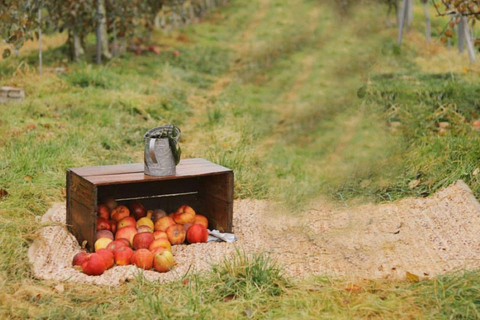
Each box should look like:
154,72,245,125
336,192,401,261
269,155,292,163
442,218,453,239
0,0,480,319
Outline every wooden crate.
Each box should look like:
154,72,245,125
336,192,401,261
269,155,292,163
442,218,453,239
66,158,233,252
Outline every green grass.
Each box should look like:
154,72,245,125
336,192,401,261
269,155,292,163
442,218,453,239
1,0,480,318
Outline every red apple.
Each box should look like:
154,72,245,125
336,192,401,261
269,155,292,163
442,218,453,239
173,51,179,57
148,45,161,55
172,205,196,225
72,251,90,267
473,119,480,128
97,204,111,220
97,217,111,231
150,209,167,223
129,201,147,220
81,253,106,276
96,248,114,270
153,248,175,273
194,214,209,229
106,240,129,252
115,226,137,246
95,237,112,251
137,217,154,230
186,224,209,244
154,216,176,232
137,225,154,233
131,249,154,270
117,216,136,229
148,238,172,252
133,232,155,250
153,230,168,240
166,224,186,245
96,230,114,241
109,220,117,234
114,246,134,266
103,197,118,210
111,205,130,222
117,238,131,247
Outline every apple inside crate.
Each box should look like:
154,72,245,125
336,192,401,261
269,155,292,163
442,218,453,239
66,158,233,252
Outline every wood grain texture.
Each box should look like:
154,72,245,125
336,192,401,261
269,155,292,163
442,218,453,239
67,158,234,251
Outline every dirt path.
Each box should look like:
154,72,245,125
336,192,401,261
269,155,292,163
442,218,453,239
29,180,480,285
255,180,480,280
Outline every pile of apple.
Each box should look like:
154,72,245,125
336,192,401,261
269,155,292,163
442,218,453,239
72,198,209,276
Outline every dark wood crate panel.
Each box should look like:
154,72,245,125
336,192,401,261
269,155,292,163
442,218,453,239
66,158,233,252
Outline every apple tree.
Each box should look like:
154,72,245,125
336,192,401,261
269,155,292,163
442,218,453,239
434,0,479,62
0,0,42,59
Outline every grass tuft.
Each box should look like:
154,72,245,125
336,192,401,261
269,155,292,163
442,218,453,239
210,249,288,300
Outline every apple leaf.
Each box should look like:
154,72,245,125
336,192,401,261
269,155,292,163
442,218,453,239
223,294,236,302
357,85,367,99
406,271,420,283
0,188,8,199
408,179,420,189
345,283,362,292
2,48,11,59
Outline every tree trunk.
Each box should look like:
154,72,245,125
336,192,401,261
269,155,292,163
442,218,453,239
112,19,118,57
96,0,111,64
406,0,413,26
70,30,85,62
422,1,431,43
397,0,409,46
38,3,43,75
458,16,465,53
463,16,476,63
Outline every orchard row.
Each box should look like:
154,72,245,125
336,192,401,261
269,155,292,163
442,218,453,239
1,0,227,62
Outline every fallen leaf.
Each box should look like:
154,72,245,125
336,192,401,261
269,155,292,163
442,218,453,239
61,188,67,197
24,175,33,181
357,85,367,99
408,179,420,189
0,188,8,199
473,168,479,176
54,283,65,293
2,48,11,59
438,121,450,128
243,308,253,317
406,271,420,283
25,123,36,130
182,278,189,286
223,294,235,302
34,293,41,304
345,283,362,292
